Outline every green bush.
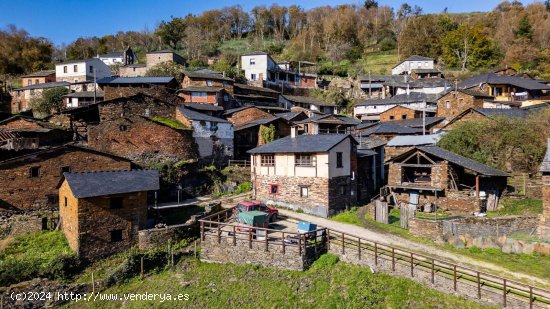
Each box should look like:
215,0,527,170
104,249,173,287
310,254,340,271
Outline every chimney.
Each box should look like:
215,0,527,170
291,126,298,138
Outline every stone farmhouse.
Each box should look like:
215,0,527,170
55,58,112,83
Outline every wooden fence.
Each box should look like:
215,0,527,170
228,160,251,167
327,229,550,308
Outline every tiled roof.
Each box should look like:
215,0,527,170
282,95,335,107
223,106,254,115
248,134,355,154
183,71,234,82
459,73,550,91
62,169,160,198
14,81,70,91
96,76,176,85
417,146,509,177
177,107,229,123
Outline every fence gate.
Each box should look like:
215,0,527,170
374,200,388,224
400,203,415,229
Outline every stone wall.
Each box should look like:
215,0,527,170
408,218,444,242
379,106,420,122
87,116,199,162
200,233,326,271
436,91,484,119
539,174,550,240
98,93,178,121
0,146,131,211
384,146,414,162
0,211,58,238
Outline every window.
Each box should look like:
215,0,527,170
63,66,68,73
300,186,309,198
110,197,123,209
261,154,275,166
401,115,407,119
144,108,150,116
60,166,71,175
191,92,207,98
340,185,347,195
458,98,464,109
119,125,128,131
250,58,256,65
223,81,228,88
445,100,451,110
389,115,394,120
89,65,93,73
29,166,40,178
336,152,343,168
295,154,314,167
82,84,87,91
251,73,257,80
73,65,78,72
110,229,123,242
27,80,32,86
64,197,68,207
35,79,39,84
224,94,229,102
206,80,213,86
269,184,279,194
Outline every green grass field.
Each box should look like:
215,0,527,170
68,254,492,309
487,198,543,217
359,51,399,75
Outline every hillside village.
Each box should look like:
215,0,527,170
1,1,550,308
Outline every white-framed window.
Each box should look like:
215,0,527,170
250,58,256,65
300,186,309,198
89,65,94,73
445,100,451,110
295,154,315,167
206,80,213,86
261,154,275,166
251,73,257,80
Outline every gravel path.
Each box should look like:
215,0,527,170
276,208,549,287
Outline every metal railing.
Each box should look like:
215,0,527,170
327,229,550,308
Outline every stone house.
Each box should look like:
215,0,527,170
233,83,280,107
20,70,56,87
356,75,388,99
392,55,434,75
63,91,104,109
440,108,531,131
436,89,494,120
87,115,198,163
0,144,132,211
458,73,550,102
354,93,438,122
181,71,234,94
96,76,179,101
379,105,435,122
56,58,112,83
234,117,291,159
0,115,72,150
223,106,274,128
97,93,177,122
145,50,187,68
119,64,148,77
539,139,550,240
280,95,338,115
175,107,233,163
384,134,442,162
59,169,159,260
249,133,359,217
387,146,509,213
294,114,361,135
177,86,233,109
10,81,70,113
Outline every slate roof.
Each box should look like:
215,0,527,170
235,83,280,94
458,73,550,91
356,93,439,106
0,115,66,131
147,49,176,54
361,123,421,136
387,134,443,147
178,86,224,93
235,117,280,131
384,117,446,128
357,136,387,149
223,106,254,115
282,95,335,107
62,169,160,198
404,55,434,62
474,108,528,118
411,69,441,74
541,138,550,173
275,112,306,121
96,76,176,85
357,149,378,157
14,81,70,91
63,91,105,98
184,103,224,112
98,52,123,58
416,146,509,177
57,58,99,65
295,114,361,125
248,134,355,154
21,70,55,78
177,107,229,123
440,88,494,98
183,71,234,82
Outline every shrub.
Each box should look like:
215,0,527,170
310,254,340,271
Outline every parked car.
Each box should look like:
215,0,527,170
233,200,278,222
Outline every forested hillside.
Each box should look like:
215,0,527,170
1,1,550,79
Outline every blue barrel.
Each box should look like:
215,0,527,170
297,221,317,232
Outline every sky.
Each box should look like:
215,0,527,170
0,0,539,46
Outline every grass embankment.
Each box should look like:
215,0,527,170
69,254,491,309
331,205,550,281
0,231,78,285
149,117,188,130
359,51,399,75
487,198,543,217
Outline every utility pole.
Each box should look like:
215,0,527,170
93,68,97,104
422,101,426,136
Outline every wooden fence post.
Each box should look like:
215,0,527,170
265,230,268,252
303,234,307,256
217,224,221,244
453,265,457,291
200,221,205,241
374,243,378,266
358,238,361,260
431,259,434,284
299,235,302,256
503,279,507,308
341,233,345,254
140,257,144,279
233,226,236,246
248,229,252,249
392,248,395,271
410,253,414,277
282,232,285,254
529,286,533,309
477,272,481,299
